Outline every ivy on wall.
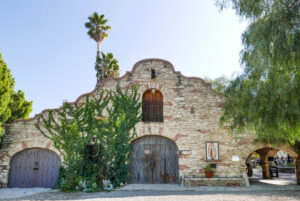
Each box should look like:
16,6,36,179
35,86,141,192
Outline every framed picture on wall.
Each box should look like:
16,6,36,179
206,141,219,161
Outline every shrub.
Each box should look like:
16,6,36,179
36,86,141,192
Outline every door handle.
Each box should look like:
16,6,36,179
33,161,39,171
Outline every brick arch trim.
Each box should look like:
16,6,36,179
4,141,62,166
0,140,62,187
130,134,179,150
244,144,298,161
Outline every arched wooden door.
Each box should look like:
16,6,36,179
129,136,179,184
9,148,61,188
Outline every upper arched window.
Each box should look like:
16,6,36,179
142,89,163,122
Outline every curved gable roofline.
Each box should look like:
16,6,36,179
4,58,222,127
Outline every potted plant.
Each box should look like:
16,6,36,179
204,164,214,178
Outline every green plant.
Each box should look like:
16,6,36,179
95,52,119,84
287,162,296,168
0,53,32,147
36,86,141,192
204,164,213,173
85,12,110,54
85,12,111,83
255,165,262,169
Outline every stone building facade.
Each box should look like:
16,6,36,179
0,58,298,187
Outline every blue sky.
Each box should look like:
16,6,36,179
0,0,246,117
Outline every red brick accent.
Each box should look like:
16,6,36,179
190,89,203,93
238,140,249,145
163,102,173,106
196,129,210,134
218,103,224,107
180,106,188,110
32,132,42,137
172,88,183,93
46,142,52,149
199,168,205,173
219,163,232,167
179,165,189,170
158,127,163,135
172,134,188,142
164,116,180,121
178,154,188,158
22,141,28,149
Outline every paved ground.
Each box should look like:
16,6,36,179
1,169,299,201
251,168,296,185
2,189,300,201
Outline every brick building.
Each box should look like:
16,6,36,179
0,59,298,187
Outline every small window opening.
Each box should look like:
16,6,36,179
176,75,181,86
210,163,217,169
191,107,195,114
151,69,156,79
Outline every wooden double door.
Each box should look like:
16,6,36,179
129,136,179,184
9,148,61,188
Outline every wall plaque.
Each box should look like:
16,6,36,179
232,155,240,161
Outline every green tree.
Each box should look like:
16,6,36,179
95,52,120,84
85,12,111,54
204,75,230,93
6,90,32,123
0,54,32,145
85,13,111,83
216,0,300,183
36,86,141,191
0,54,14,128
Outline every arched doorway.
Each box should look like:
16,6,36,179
9,148,61,188
245,147,297,185
129,135,179,184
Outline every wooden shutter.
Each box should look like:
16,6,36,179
142,90,163,122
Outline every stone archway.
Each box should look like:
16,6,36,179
129,135,179,184
9,148,61,188
0,140,61,187
245,146,298,182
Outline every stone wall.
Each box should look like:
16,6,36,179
0,119,61,187
0,58,298,187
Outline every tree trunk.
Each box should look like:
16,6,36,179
256,149,272,179
292,142,300,185
260,154,271,179
296,155,300,185
96,43,104,83
97,42,100,54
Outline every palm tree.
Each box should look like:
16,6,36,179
85,12,111,55
85,12,111,83
95,52,119,84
